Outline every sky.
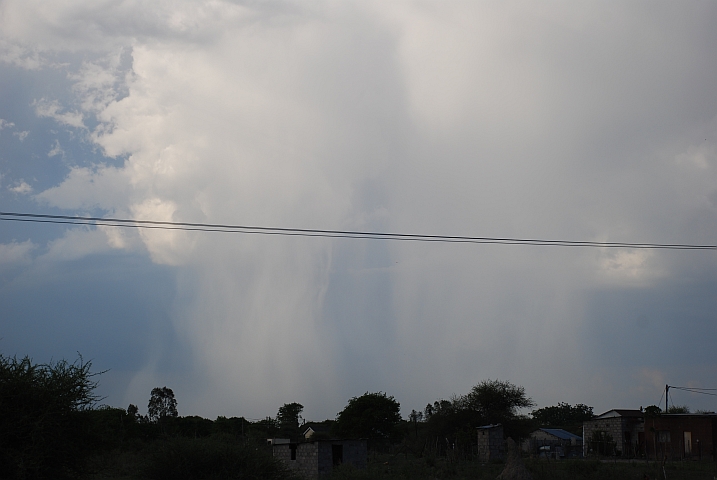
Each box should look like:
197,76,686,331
1,0,717,421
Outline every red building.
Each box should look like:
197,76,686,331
643,414,717,460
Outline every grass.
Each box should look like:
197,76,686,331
328,454,717,480
86,435,301,480
87,444,717,480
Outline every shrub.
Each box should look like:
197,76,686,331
144,434,300,480
0,353,100,479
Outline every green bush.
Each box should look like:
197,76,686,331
144,434,300,480
0,353,100,479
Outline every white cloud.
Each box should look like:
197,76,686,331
5,1,717,417
47,139,64,157
39,228,117,262
36,165,130,210
34,99,85,128
12,130,29,141
8,180,32,194
0,118,15,129
596,248,660,287
0,240,35,265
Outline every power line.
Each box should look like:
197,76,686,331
670,386,717,398
2,211,717,250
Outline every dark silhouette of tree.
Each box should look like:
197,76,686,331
277,402,303,437
148,386,178,423
666,404,690,414
127,403,140,422
423,380,535,449
644,405,662,417
0,353,101,478
335,392,401,442
459,379,535,424
531,402,594,426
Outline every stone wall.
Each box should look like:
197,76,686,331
583,417,622,455
275,439,367,479
317,440,367,476
583,416,643,456
273,443,319,479
477,425,504,462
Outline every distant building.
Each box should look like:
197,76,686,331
301,423,332,440
476,424,504,462
272,438,367,479
523,428,582,458
582,409,644,457
267,438,290,446
643,414,717,460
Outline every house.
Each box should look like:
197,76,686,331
643,414,717,460
523,428,582,458
272,438,367,479
582,409,644,457
476,424,504,462
267,438,290,446
301,423,332,439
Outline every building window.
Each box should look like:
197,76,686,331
658,431,671,443
290,444,297,460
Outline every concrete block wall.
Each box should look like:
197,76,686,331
274,443,319,479
583,418,624,454
275,440,367,479
477,426,504,462
317,440,367,476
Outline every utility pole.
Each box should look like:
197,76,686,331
665,385,669,412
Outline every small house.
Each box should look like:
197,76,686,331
476,424,504,462
523,428,582,458
582,409,644,457
273,438,367,479
643,413,717,460
301,423,332,439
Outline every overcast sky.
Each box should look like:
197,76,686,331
2,1,717,421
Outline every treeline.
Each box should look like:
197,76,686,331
0,353,299,480
0,352,599,478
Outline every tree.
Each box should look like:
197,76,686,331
277,402,303,436
408,409,423,438
423,380,535,448
148,386,178,422
0,353,101,478
644,405,662,417
335,392,402,442
460,379,535,424
127,403,140,422
666,404,690,414
531,402,594,426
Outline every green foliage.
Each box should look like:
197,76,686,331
531,402,594,427
325,454,716,480
335,392,402,442
175,415,215,437
214,416,249,437
666,404,690,414
422,380,534,446
460,379,535,423
0,353,101,479
144,434,299,480
277,402,304,436
644,405,662,417
148,386,178,422
85,405,134,450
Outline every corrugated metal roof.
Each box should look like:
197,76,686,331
538,428,582,441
